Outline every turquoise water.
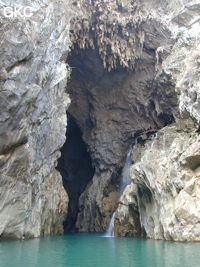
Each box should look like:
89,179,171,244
0,234,200,267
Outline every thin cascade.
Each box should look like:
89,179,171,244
119,147,134,194
105,145,135,237
150,132,158,150
105,212,116,237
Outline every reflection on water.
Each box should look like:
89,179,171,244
0,234,200,267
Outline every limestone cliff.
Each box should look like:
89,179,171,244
115,124,200,241
66,0,200,241
0,0,70,239
0,0,200,242
114,1,200,241
68,0,178,232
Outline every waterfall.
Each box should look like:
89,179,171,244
105,212,116,237
119,148,133,193
105,146,134,237
150,132,158,150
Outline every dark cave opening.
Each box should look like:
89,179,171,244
57,114,94,232
57,42,178,233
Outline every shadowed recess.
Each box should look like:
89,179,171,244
57,114,94,232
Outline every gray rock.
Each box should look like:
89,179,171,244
0,0,71,239
0,0,200,242
117,124,200,241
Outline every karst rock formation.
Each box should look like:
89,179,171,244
0,0,200,241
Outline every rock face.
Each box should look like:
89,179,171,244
67,47,177,232
114,0,200,241
114,182,141,237
0,0,70,239
66,0,200,241
66,0,179,233
116,124,200,241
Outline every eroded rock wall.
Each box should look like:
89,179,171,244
116,123,200,241
114,0,200,241
68,48,177,232
67,0,200,240
0,0,199,241
67,0,179,231
0,0,71,239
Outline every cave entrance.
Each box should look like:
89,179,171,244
58,41,178,232
57,113,94,232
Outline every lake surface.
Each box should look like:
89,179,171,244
0,234,200,267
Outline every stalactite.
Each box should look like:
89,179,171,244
69,0,145,71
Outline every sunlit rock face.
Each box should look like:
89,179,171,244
116,124,200,241
0,0,70,239
113,0,200,241
163,29,200,122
